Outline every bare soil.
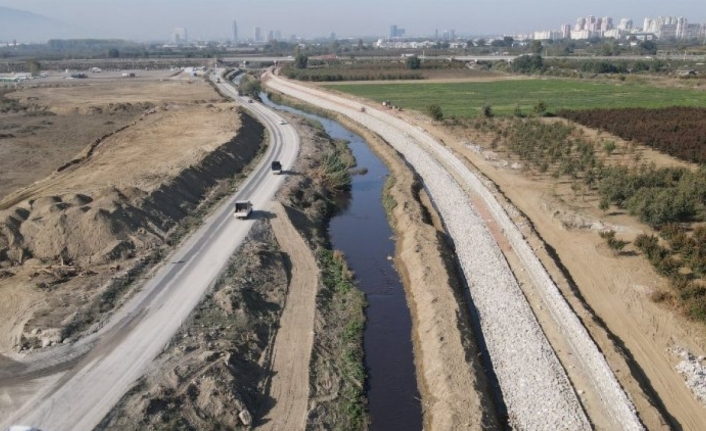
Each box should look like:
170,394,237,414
0,72,218,200
258,202,318,431
396,109,706,430
97,220,290,430
0,75,269,357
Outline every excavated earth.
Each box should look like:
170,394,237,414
0,85,265,357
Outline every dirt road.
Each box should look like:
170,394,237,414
258,202,318,430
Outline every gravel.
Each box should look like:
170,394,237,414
268,76,644,430
671,346,706,404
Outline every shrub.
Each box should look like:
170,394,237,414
427,104,444,121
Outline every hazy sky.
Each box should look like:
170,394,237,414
1,0,705,41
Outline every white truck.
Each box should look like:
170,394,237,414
234,200,253,219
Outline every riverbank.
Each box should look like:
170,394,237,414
266,90,501,430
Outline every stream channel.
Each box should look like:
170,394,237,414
261,94,423,430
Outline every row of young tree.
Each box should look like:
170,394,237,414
558,107,706,164
459,108,706,320
473,117,706,229
633,226,706,321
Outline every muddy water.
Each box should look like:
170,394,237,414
261,94,423,431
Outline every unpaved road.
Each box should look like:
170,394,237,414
259,202,318,430
267,73,644,430
1,77,300,431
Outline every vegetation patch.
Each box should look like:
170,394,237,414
281,59,469,82
558,107,706,164
311,248,367,430
326,79,706,117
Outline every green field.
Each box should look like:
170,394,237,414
324,79,706,117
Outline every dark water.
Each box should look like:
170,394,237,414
261,94,423,431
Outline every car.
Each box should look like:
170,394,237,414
247,99,253,103
278,120,287,125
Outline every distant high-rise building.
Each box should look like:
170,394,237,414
275,30,282,40
173,27,188,44
435,29,438,40
267,30,274,42
449,29,455,40
676,17,688,39
254,27,262,42
233,21,238,42
575,17,586,32
560,24,571,39
618,19,633,31
600,17,613,32
330,32,336,40
389,24,405,39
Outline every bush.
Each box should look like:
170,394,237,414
427,104,444,121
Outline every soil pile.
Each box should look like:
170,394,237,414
0,108,265,353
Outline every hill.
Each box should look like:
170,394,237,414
0,6,81,42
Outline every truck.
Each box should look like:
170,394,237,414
271,161,282,175
234,200,253,219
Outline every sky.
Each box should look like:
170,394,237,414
1,0,705,41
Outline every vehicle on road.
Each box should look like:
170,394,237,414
271,161,282,175
247,99,253,103
360,106,366,112
234,200,253,219
278,120,287,125
216,78,221,83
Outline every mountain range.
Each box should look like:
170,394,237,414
0,6,83,42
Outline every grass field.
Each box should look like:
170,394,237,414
324,79,706,117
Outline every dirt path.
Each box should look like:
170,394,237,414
258,202,318,431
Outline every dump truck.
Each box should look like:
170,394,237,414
271,161,282,175
234,200,253,219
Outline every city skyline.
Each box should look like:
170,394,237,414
0,0,704,41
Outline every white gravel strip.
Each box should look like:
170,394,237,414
374,107,644,431
267,78,599,429
671,346,706,404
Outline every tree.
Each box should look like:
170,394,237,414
239,74,262,98
533,100,548,116
295,52,308,69
427,104,443,121
530,40,543,55
640,40,657,55
511,54,545,74
108,48,120,58
406,55,421,70
357,39,364,50
503,36,515,47
476,38,486,47
482,102,493,118
25,59,41,76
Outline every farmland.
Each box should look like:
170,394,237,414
325,79,706,117
558,107,706,164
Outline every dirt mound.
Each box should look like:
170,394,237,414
0,109,266,354
0,111,264,269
